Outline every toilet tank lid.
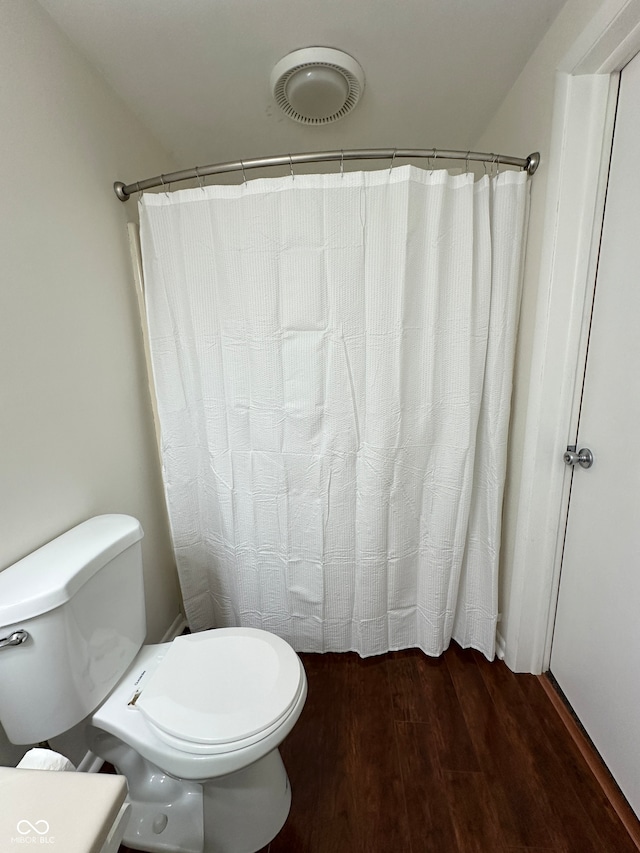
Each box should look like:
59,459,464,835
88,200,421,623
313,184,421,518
0,515,143,627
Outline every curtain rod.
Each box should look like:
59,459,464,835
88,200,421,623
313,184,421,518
114,147,540,201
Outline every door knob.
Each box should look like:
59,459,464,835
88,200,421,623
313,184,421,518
563,447,594,469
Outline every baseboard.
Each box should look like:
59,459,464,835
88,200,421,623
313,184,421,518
495,630,506,661
161,613,188,642
538,674,640,849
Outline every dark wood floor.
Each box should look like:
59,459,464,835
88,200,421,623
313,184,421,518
120,644,639,853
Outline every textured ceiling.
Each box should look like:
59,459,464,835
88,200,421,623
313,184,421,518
37,0,566,175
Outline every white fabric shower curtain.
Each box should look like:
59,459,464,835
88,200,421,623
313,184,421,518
139,165,529,660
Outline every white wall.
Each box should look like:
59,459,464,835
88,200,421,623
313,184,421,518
0,1,181,763
474,0,606,664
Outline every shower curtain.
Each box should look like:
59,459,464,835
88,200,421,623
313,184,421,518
139,165,529,660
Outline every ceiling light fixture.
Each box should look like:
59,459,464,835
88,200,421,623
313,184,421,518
271,47,365,125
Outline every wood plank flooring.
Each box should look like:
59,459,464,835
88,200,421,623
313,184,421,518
119,644,639,853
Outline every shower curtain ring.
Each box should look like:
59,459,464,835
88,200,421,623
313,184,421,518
430,148,438,174
496,154,501,175
135,181,142,199
289,154,295,181
389,149,397,175
340,150,344,178
194,166,205,192
240,160,247,184
160,174,171,198
465,151,471,173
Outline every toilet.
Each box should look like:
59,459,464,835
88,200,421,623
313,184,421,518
0,515,307,853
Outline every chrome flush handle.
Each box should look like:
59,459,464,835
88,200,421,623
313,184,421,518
0,630,29,650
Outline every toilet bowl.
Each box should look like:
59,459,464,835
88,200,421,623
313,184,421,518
0,515,307,853
90,629,307,852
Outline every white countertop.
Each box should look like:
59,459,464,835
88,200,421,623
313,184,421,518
0,768,128,853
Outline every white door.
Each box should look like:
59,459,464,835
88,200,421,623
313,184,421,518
550,49,640,817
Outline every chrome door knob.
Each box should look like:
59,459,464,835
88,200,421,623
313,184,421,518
563,447,594,469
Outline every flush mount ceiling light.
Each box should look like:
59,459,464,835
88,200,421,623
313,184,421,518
271,47,365,125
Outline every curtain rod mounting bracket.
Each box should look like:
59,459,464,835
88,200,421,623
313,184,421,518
114,181,130,202
526,152,540,175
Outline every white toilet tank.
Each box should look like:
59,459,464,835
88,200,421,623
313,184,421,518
0,515,146,744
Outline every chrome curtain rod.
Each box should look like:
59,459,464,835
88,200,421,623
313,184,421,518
114,147,540,201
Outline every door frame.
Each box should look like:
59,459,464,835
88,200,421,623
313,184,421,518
504,0,640,673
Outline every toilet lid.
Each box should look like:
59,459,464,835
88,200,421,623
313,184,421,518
135,628,302,748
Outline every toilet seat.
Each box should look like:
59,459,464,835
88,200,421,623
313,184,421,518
134,628,304,755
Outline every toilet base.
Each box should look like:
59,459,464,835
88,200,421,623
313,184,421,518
90,728,291,853
203,748,291,853
90,728,204,853
125,782,204,853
